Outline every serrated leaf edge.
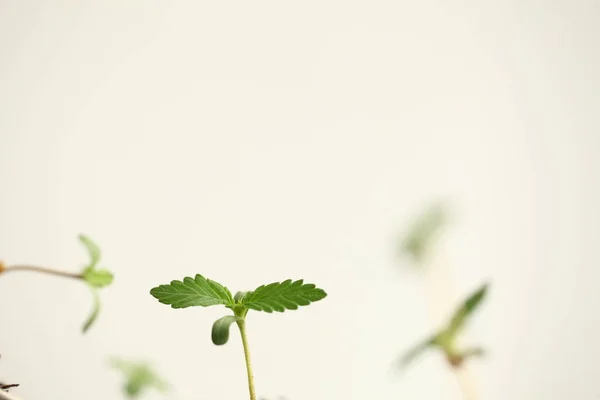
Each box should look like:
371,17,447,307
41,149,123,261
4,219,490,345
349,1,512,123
242,279,327,313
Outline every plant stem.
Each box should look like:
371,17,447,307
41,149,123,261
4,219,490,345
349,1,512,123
0,264,82,280
422,256,479,400
455,366,478,400
236,319,257,400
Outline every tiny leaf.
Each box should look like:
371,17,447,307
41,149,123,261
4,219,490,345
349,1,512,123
83,268,114,288
82,289,101,333
150,274,234,309
211,315,240,345
446,282,489,337
78,235,112,333
79,234,101,267
234,291,248,303
242,279,327,313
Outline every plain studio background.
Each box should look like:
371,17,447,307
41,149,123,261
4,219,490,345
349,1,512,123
0,1,599,400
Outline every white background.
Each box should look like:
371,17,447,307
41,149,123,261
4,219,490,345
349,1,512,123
1,1,599,400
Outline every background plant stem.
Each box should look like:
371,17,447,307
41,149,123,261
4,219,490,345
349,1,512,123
236,319,257,400
422,256,479,400
455,366,478,400
0,265,82,280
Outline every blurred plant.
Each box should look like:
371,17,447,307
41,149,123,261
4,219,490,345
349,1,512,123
110,357,169,398
78,235,114,332
149,275,327,400
399,282,489,369
400,202,448,264
398,202,489,400
0,234,114,333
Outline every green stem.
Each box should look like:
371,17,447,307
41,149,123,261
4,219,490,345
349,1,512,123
236,319,256,400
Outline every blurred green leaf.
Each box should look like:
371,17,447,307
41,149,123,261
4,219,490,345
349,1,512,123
400,203,448,263
212,315,240,345
79,234,101,267
446,283,488,337
399,335,438,368
77,234,113,333
82,289,101,333
399,282,490,369
83,268,114,288
110,358,169,399
460,346,485,360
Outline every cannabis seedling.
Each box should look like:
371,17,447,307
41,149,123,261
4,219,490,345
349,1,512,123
110,357,169,398
150,275,327,400
0,234,113,333
399,282,489,369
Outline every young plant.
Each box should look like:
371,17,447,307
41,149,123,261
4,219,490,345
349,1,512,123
149,275,327,400
0,234,113,333
110,357,169,398
399,282,489,369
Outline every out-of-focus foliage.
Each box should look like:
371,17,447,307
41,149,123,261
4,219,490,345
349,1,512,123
110,358,169,398
399,283,489,369
79,234,114,333
400,202,448,264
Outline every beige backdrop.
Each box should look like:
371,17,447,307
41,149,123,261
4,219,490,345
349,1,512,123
1,1,599,400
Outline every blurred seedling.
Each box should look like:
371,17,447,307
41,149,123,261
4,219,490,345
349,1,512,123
110,357,169,398
400,202,448,265
149,275,327,400
0,234,114,333
399,282,489,369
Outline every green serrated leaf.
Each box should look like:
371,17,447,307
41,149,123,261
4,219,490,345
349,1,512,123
83,268,114,288
79,234,101,267
446,282,488,337
242,279,327,313
150,274,234,309
82,289,101,333
110,357,169,399
212,315,240,345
